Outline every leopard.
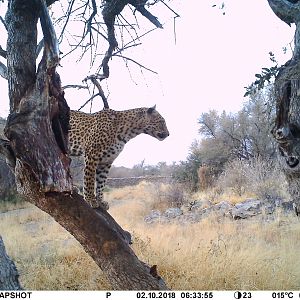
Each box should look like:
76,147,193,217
69,105,169,210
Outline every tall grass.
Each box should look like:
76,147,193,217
0,205,110,290
0,182,299,290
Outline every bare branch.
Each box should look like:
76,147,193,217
84,75,109,109
62,84,88,90
0,45,6,59
160,0,180,44
57,0,75,43
0,16,7,30
78,93,100,111
61,33,87,59
114,54,158,74
85,0,97,38
101,1,125,79
99,0,163,79
113,42,142,56
39,0,60,68
90,25,108,41
0,61,7,80
36,39,44,58
126,27,158,52
129,0,163,28
160,0,180,18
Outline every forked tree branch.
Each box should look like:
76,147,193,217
84,74,109,109
100,0,163,79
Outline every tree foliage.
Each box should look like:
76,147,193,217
199,86,276,162
244,52,280,97
175,86,277,191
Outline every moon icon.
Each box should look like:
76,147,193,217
234,291,242,299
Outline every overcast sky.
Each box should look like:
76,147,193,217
0,0,295,167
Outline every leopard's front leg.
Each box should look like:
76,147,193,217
95,163,111,210
83,153,98,208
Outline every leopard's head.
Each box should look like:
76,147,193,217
142,105,169,141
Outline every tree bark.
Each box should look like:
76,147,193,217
268,0,300,214
0,0,168,290
0,236,22,290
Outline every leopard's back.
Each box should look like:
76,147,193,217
69,110,96,156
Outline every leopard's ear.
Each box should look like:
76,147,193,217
147,105,156,114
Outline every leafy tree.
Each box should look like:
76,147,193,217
198,87,276,164
175,86,277,191
243,85,277,159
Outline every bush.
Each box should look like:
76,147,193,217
150,183,187,210
216,157,288,200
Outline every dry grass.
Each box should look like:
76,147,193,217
190,189,258,205
0,205,110,290
1,182,300,290
129,218,300,290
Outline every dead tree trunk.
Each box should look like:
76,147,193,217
0,0,168,290
0,236,22,290
268,0,300,214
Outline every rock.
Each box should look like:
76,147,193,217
144,197,294,225
181,199,213,214
214,201,233,211
163,207,183,218
190,199,213,210
235,198,261,210
281,201,294,211
178,211,203,224
144,208,184,224
212,201,233,217
231,198,262,219
144,210,161,224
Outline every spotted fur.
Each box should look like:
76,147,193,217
69,106,169,210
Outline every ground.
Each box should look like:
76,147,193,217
1,181,300,290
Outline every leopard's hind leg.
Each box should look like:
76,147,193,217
95,163,111,210
83,153,98,208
